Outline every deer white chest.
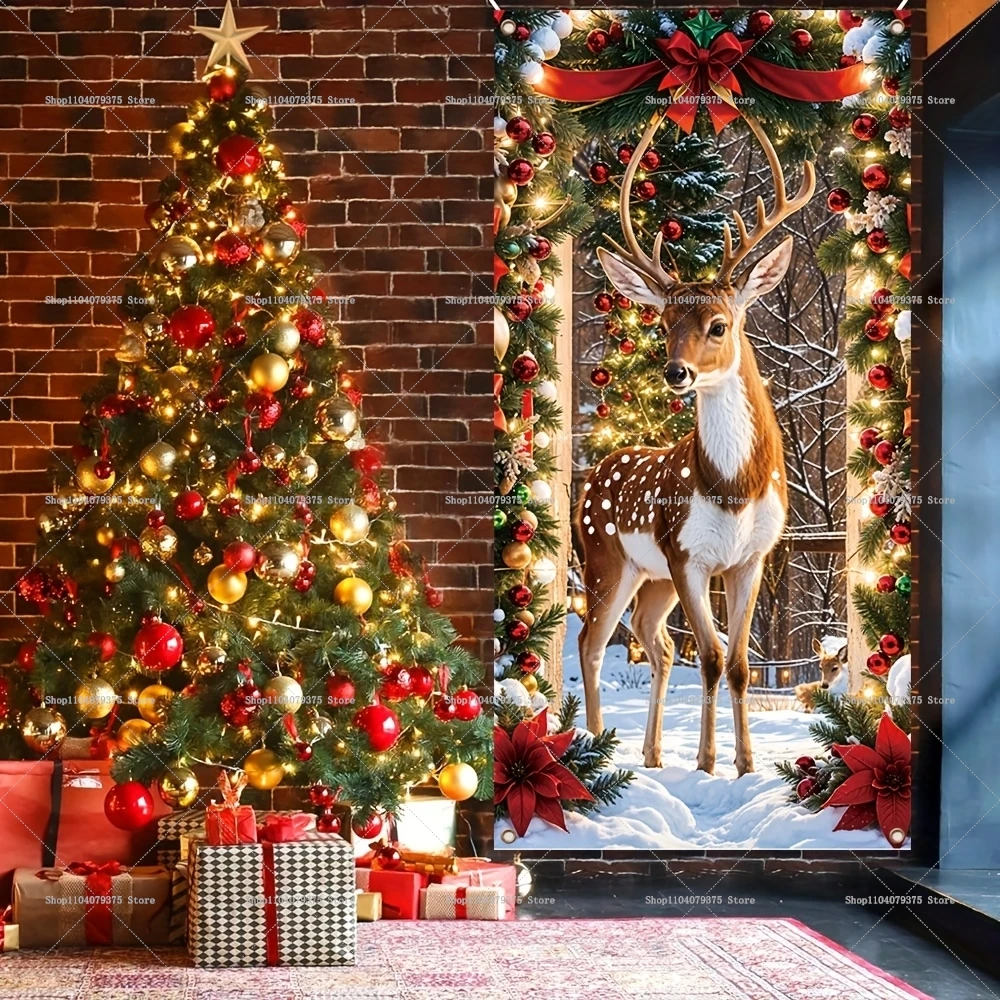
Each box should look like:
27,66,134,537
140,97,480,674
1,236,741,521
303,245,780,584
678,486,785,574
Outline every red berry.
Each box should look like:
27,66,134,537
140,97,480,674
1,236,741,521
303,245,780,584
796,777,817,799
867,652,891,675
873,440,895,466
505,116,533,143
859,427,880,450
586,29,609,54
617,143,634,165
594,292,614,314
639,149,661,171
869,494,892,518
589,162,611,184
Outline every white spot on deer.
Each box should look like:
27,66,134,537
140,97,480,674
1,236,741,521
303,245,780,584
612,471,621,481
603,479,611,487
588,527,595,535
601,499,611,510
621,454,630,463
605,523,616,535
584,482,591,491
681,467,691,479
583,515,591,525
658,455,665,463
584,499,591,509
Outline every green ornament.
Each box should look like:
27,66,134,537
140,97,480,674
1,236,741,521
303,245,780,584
513,483,531,504
501,240,522,260
683,9,726,48
896,573,912,596
494,508,508,530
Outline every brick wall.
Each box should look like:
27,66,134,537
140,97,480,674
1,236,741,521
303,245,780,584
0,1,494,663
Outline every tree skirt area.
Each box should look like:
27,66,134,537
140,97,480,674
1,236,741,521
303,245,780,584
0,919,931,1000
496,615,897,851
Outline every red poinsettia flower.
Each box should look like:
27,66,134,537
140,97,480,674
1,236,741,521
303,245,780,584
824,712,911,846
494,710,595,838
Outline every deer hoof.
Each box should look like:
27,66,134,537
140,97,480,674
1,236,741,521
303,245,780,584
696,758,716,775
736,758,755,777
642,750,662,769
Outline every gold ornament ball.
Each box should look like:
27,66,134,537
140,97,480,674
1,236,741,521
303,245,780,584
258,221,300,264
36,508,67,537
438,762,479,802
412,630,434,647
521,672,539,696
22,706,68,754
261,443,286,469
254,541,300,584
55,485,88,512
199,446,217,471
308,713,334,739
193,542,214,566
117,718,151,749
104,560,125,583
263,675,304,713
250,352,290,392
207,565,248,604
519,509,539,531
266,318,300,356
142,312,169,338
76,456,116,495
194,645,227,676
76,677,117,719
157,235,203,277
329,503,370,545
166,120,194,158
96,524,116,547
115,333,146,363
244,748,285,790
334,576,373,615
139,442,177,481
159,765,199,808
140,524,178,560
495,176,518,207
502,541,532,570
137,683,175,725
315,397,359,442
288,454,318,485
515,609,535,627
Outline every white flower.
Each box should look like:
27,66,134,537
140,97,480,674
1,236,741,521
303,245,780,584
659,14,676,35
873,460,912,520
861,32,887,65
845,211,868,235
843,22,878,57
864,191,900,230
886,127,911,158
894,310,911,343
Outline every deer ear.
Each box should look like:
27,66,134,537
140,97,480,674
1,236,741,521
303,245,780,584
811,637,823,656
837,643,848,663
597,248,672,309
735,235,794,303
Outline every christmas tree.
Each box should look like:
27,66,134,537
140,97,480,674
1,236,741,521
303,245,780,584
0,4,490,833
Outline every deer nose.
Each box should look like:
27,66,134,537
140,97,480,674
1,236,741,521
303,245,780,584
664,362,693,389
821,682,830,689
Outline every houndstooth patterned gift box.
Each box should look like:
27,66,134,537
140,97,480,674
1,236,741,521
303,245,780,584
187,838,355,968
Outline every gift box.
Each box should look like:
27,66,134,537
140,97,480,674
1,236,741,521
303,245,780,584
419,884,506,920
156,808,207,870
187,836,355,967
356,891,381,922
12,862,171,948
391,789,457,853
0,759,168,907
205,771,256,846
434,859,516,920
0,907,18,952
169,863,188,945
354,868,428,919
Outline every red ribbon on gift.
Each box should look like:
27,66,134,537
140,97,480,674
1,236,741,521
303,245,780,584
494,373,508,433
258,813,313,843
533,32,867,133
261,840,280,966
454,885,468,920
46,861,125,945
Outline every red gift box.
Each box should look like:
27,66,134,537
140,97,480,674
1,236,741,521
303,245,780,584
356,868,428,919
434,860,516,920
205,771,256,846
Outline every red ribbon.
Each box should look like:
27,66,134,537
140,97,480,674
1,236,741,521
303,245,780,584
534,32,867,133
494,373,507,433
454,885,468,919
67,861,124,945
261,840,280,966
898,203,912,280
258,813,312,843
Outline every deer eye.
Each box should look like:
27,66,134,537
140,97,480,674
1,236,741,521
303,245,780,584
708,321,726,338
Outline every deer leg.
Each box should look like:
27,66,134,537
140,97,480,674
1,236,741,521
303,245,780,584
631,579,678,768
579,565,641,736
722,558,764,776
673,564,724,775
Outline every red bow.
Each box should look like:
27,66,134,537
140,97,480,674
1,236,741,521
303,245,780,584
657,31,743,133
67,860,124,877
258,813,313,843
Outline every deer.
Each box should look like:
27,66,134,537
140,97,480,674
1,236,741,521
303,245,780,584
795,638,848,712
577,113,815,776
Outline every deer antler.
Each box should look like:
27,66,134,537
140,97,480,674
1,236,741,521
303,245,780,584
718,117,816,283
603,111,675,290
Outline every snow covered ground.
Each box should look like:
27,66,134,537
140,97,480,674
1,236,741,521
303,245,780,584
495,615,898,851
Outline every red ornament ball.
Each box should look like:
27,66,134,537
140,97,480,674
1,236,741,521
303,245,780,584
224,540,257,573
608,21,624,43
507,158,534,186
633,179,657,202
864,318,890,342
248,391,282,430
796,777,817,799
789,28,812,54
888,106,911,130
513,24,530,42
866,229,890,254
590,366,612,388
851,113,880,141
876,575,897,594
604,318,622,337
292,560,316,592
621,390,633,402
859,426,881,450
16,641,37,671
408,666,435,699
867,651,891,675
640,306,659,325
88,633,117,661
516,650,541,673
839,54,859,69
295,741,313,762
174,490,205,521
434,697,458,721
862,163,891,192
619,338,636,356
589,161,611,184
215,135,263,178
378,845,403,870
223,324,247,349
316,812,341,834
380,665,413,702
104,782,155,831
511,352,540,382
326,672,356,708
310,783,336,808
869,494,892,518
169,305,215,351
747,10,775,37
294,308,326,347
528,236,552,260
795,755,816,772
507,297,533,322
133,620,183,671
511,519,535,543
207,71,237,103
507,619,530,643
237,448,261,475
352,814,383,839
614,293,632,310
882,76,900,97
593,291,614,314
452,687,482,721
639,149,661,171
670,398,685,414
586,29,609,54
826,188,852,213
508,583,532,608
94,459,114,480
531,132,556,156
879,633,903,657
660,218,684,241
616,143,634,165
215,231,252,267
890,522,912,545
351,445,383,476
352,702,401,751
838,10,864,31
871,288,896,316
868,363,894,390
505,116,533,143
873,440,895,466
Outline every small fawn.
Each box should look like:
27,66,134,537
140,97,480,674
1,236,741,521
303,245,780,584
578,114,815,775
795,638,848,712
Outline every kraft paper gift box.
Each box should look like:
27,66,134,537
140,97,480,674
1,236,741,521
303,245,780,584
186,836,355,967
419,884,506,920
356,891,382,921
434,859,517,920
0,907,18,952
12,862,171,948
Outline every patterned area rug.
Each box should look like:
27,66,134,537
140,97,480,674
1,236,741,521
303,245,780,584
0,918,932,999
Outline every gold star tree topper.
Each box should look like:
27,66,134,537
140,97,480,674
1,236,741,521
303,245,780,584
193,0,265,75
